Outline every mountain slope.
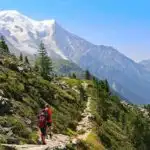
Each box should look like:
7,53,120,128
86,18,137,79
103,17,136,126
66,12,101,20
1,53,150,150
53,59,84,78
1,10,150,103
139,59,150,71
53,23,150,104
0,53,87,145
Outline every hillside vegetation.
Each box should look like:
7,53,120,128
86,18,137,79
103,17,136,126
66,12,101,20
53,59,84,78
83,78,150,150
0,43,150,150
0,53,87,145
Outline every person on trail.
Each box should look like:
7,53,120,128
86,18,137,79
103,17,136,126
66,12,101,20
44,104,53,139
38,111,47,145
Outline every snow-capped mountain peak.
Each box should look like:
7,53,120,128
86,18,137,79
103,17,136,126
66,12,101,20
0,10,56,27
0,10,68,59
0,10,35,24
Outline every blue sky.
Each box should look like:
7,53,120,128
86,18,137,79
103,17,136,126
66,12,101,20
1,0,150,61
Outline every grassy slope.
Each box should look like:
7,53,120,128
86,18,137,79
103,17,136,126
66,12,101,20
85,79,150,150
1,54,150,150
53,59,84,78
64,78,150,150
0,54,87,144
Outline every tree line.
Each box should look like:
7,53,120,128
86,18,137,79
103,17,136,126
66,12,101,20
0,35,96,82
0,36,53,81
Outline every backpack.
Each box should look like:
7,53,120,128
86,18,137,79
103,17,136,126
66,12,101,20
38,112,47,128
44,108,52,122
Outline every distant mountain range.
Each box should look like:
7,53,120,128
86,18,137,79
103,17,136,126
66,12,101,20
0,10,150,104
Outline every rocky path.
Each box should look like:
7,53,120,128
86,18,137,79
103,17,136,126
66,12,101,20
2,134,70,150
2,97,92,150
74,97,92,141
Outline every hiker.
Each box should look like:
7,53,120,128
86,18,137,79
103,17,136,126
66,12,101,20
38,110,47,144
44,104,53,138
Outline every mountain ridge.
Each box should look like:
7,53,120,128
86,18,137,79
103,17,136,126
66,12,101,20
1,10,150,103
139,59,150,71
0,10,68,60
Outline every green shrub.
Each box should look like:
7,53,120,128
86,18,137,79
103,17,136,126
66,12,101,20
0,73,7,82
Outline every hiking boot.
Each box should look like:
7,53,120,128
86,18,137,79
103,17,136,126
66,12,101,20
37,139,42,145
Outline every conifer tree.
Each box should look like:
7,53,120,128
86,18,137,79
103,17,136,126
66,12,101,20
37,42,53,80
0,36,10,54
100,80,105,90
72,73,76,79
24,56,29,64
104,79,110,93
85,70,91,80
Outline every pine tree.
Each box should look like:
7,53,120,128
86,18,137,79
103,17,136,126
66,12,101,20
24,56,29,64
37,42,53,80
100,80,105,90
132,116,147,148
93,78,101,99
0,36,10,54
85,70,91,80
104,79,110,93
72,73,76,79
20,53,23,61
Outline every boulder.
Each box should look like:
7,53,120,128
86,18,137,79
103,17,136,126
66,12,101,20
0,89,4,96
7,137,19,144
17,66,24,72
0,125,12,134
7,130,13,137
25,118,32,125
0,96,13,115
